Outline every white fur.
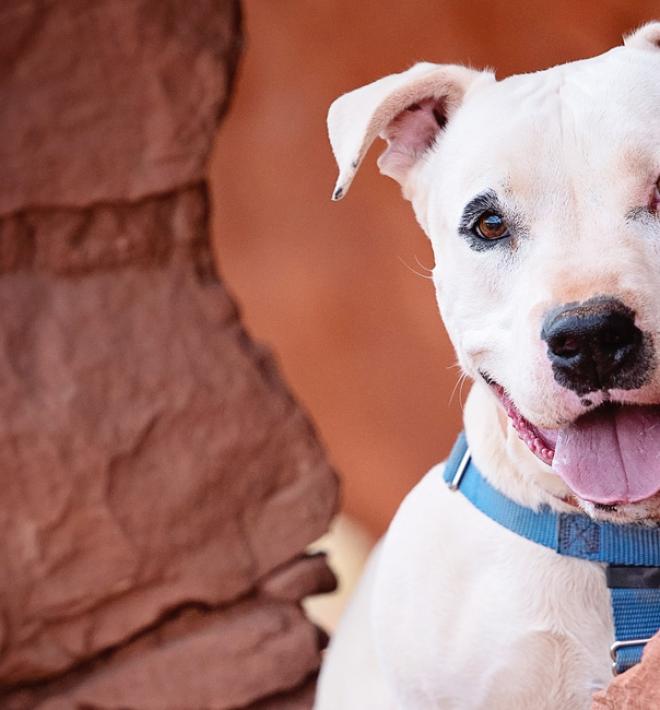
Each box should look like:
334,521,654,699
316,23,660,709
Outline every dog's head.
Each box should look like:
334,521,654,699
328,23,660,521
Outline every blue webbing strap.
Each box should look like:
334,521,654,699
608,587,660,672
443,432,660,674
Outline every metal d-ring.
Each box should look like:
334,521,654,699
610,638,651,675
448,447,471,491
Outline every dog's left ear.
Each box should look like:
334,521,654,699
624,21,660,51
327,63,494,201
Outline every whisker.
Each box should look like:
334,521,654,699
397,255,434,281
458,373,469,413
449,370,467,406
413,254,434,274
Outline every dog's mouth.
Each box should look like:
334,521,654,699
489,381,660,506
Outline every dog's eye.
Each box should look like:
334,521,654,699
474,212,509,240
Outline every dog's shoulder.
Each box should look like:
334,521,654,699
370,463,613,708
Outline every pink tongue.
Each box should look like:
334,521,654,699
551,406,660,504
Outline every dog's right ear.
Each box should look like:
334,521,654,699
327,63,494,201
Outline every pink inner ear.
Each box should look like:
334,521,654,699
377,97,445,183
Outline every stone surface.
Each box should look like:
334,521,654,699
246,677,317,709
0,0,239,213
0,0,338,706
592,631,660,708
261,553,337,603
4,600,321,709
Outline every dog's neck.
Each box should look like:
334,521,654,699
463,381,577,512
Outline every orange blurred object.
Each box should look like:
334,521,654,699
211,0,658,536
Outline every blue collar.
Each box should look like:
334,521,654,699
444,432,660,675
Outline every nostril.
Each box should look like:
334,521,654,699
550,335,581,358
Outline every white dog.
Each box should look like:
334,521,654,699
315,23,660,709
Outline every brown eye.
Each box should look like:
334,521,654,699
475,211,509,240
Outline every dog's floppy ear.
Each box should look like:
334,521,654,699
624,21,660,51
327,63,493,201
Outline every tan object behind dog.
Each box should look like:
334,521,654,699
593,632,660,708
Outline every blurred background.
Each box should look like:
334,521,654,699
212,0,658,537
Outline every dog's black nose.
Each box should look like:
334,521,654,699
541,298,647,395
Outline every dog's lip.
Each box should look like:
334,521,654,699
488,381,555,465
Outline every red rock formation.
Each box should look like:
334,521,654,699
0,1,338,706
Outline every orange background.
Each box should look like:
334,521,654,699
211,0,658,536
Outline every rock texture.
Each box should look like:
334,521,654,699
0,1,338,707
592,632,660,709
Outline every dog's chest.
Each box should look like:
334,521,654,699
372,465,613,709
